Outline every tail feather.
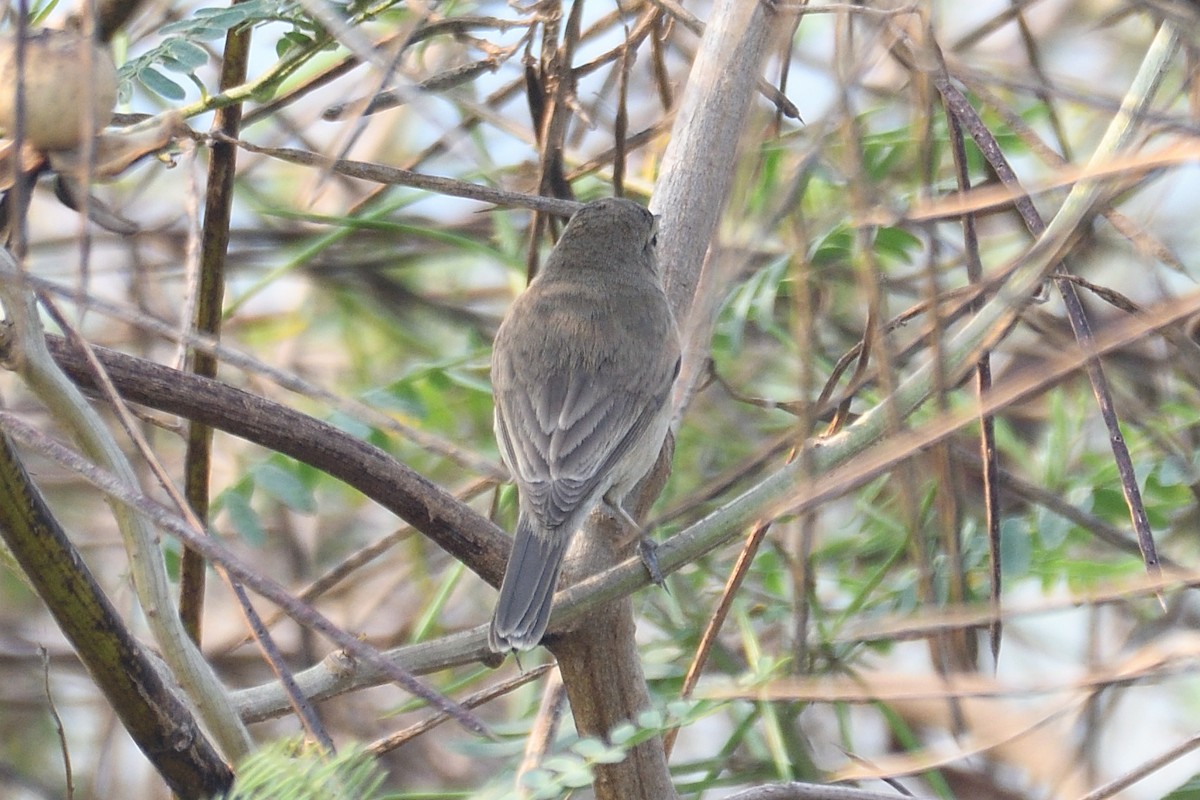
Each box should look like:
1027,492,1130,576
489,515,569,652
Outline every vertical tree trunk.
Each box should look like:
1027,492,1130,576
547,2,795,796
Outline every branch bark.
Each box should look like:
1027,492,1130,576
0,257,254,761
0,426,233,798
179,0,255,647
653,0,798,409
6,329,509,585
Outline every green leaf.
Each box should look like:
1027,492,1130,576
636,708,665,729
158,55,196,74
874,225,921,262
591,744,628,764
1035,506,1070,550
137,67,187,101
608,721,637,745
191,5,257,27
218,489,266,547
1091,486,1126,523
999,516,1031,578
29,0,61,25
571,738,610,760
518,768,554,793
158,20,229,39
253,463,318,514
161,538,181,581
1163,773,1200,799
277,30,315,58
809,224,853,266
327,410,373,439
560,763,594,788
164,38,210,70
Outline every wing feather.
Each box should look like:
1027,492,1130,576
492,275,678,532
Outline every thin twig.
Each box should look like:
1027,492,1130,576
369,663,553,756
0,411,491,737
937,35,1003,665
925,26,1179,585
212,133,581,217
1074,731,1200,800
39,647,74,800
664,521,771,759
0,251,254,761
179,0,253,656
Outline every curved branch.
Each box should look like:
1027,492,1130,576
7,329,510,587
0,433,233,797
0,255,254,761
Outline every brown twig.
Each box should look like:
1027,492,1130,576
368,663,554,755
663,521,772,759
11,330,510,585
0,435,234,797
936,35,1003,665
0,411,490,737
179,0,253,654
929,60,1162,584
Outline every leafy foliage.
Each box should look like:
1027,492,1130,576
217,739,386,800
117,0,328,101
3,2,1200,799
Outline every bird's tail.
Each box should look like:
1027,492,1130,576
489,514,569,652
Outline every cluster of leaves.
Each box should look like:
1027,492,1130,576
117,0,328,101
5,0,1200,796
466,701,719,800
217,738,387,800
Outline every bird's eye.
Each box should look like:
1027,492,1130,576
650,234,658,247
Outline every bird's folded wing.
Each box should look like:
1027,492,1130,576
494,360,675,531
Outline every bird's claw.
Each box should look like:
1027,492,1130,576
638,537,667,591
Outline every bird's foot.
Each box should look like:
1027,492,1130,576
604,498,668,590
638,536,666,589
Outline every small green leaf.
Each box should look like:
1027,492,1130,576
666,699,695,720
608,721,637,745
560,764,593,788
164,38,210,70
1162,773,1200,799
571,738,609,759
518,768,553,792
636,708,664,729
327,410,372,439
29,0,61,25
162,538,181,580
277,30,315,58
191,6,256,27
809,224,853,266
999,516,1031,578
219,489,266,547
253,463,318,514
159,19,228,38
1035,506,1070,550
874,226,921,262
1091,486,1126,522
158,55,195,74
138,67,186,101
592,745,627,764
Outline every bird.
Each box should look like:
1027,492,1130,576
487,197,681,652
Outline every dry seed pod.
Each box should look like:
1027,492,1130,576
0,29,118,151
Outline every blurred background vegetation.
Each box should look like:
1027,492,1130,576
4,0,1200,798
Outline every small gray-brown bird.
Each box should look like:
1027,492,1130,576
488,197,681,652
